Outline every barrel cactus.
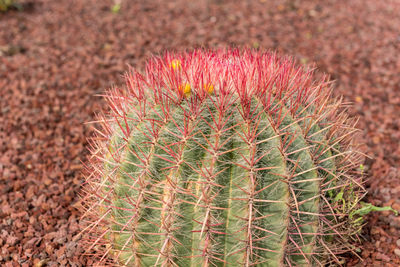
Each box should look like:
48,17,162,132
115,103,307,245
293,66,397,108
80,49,365,266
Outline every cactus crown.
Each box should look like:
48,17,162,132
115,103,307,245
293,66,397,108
81,49,364,266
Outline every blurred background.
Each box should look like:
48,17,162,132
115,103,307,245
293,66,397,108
0,0,399,265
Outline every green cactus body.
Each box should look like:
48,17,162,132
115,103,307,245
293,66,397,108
82,50,364,266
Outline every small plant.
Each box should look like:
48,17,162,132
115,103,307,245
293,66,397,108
111,0,121,14
80,49,369,266
0,0,20,12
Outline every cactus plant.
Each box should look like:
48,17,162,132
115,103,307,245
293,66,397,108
80,49,365,266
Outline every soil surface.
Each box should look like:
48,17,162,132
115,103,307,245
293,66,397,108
1,0,399,266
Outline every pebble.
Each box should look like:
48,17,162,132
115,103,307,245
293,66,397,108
376,253,391,262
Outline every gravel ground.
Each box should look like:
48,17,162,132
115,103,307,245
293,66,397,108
1,0,399,266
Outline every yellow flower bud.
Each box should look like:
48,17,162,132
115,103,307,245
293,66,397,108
204,83,214,95
170,59,181,70
179,83,191,97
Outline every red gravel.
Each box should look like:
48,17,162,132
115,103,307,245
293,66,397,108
1,0,399,266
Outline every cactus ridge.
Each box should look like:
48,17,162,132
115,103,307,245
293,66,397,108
81,49,364,266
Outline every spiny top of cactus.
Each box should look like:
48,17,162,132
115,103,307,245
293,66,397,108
121,49,324,106
80,49,364,266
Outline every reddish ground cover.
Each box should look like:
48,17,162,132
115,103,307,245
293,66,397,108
1,0,399,266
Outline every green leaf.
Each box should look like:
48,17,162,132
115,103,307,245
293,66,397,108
351,202,398,218
333,190,344,202
111,3,121,14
